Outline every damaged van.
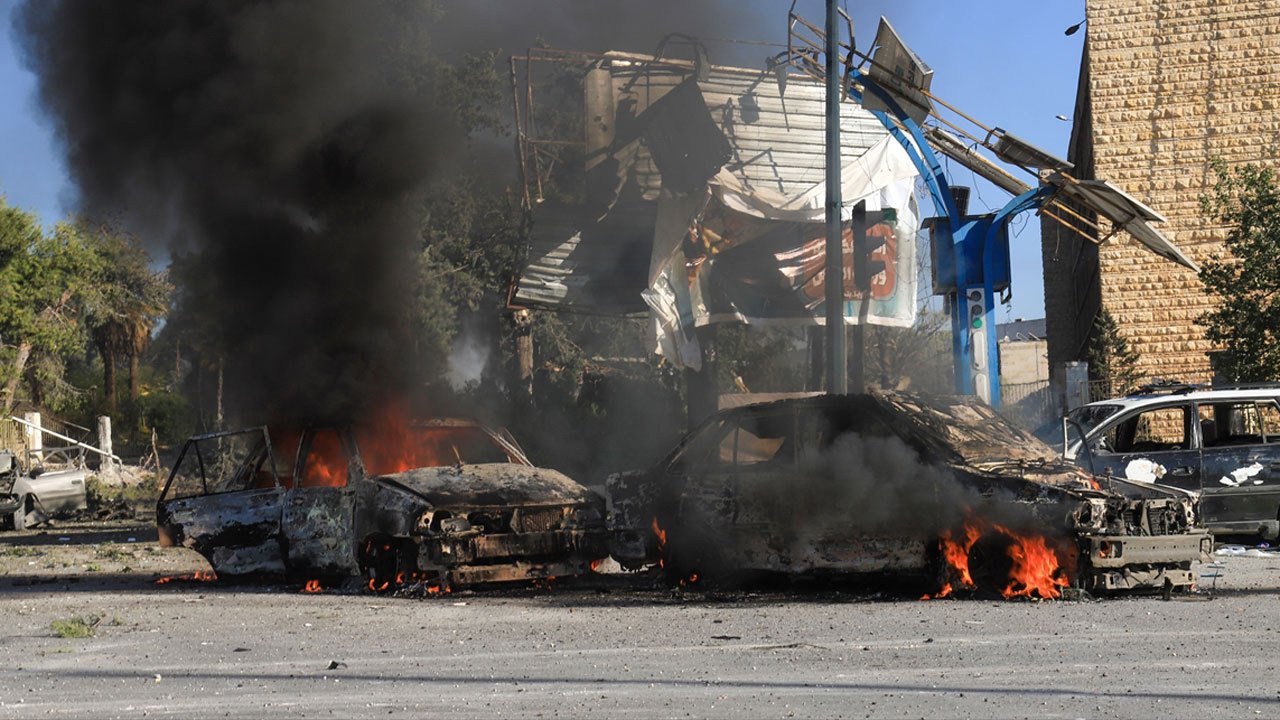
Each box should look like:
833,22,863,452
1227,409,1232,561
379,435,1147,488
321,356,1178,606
608,392,1212,597
1066,383,1280,540
156,420,608,588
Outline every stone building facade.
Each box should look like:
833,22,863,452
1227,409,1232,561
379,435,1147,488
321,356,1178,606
1042,0,1280,387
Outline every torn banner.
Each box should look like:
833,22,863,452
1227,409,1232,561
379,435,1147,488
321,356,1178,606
645,177,919,371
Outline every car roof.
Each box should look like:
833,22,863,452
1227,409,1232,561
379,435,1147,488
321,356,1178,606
714,391,1057,466
1080,386,1280,411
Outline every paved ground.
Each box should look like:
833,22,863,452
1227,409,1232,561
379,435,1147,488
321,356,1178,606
2,521,1279,719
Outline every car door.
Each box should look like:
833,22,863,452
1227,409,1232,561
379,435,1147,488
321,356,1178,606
281,428,360,578
156,428,288,577
1090,403,1202,493
663,407,795,575
1197,399,1280,537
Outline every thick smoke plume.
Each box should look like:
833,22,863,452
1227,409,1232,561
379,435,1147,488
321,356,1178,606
13,0,776,425
15,0,446,423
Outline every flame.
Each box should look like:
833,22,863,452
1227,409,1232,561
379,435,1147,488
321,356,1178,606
932,515,1074,600
273,401,522,490
590,558,603,572
651,517,667,569
364,569,448,595
155,570,217,584
651,517,667,547
301,579,323,593
678,572,699,587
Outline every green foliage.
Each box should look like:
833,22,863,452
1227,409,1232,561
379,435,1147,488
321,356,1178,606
78,223,170,410
0,200,97,413
1087,307,1141,393
1197,160,1280,381
85,476,158,518
50,615,99,639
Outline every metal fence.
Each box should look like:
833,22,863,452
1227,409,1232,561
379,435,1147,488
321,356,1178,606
1001,379,1054,431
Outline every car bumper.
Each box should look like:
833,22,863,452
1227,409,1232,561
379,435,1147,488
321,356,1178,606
417,528,609,585
1081,532,1213,592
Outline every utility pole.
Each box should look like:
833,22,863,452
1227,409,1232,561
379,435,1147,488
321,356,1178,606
823,0,846,395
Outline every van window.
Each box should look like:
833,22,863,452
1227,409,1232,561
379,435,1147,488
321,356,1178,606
1103,405,1189,453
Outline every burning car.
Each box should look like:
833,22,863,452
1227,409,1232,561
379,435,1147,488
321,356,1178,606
156,418,608,588
608,392,1212,597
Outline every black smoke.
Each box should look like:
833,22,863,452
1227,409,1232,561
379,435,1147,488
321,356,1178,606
12,0,778,425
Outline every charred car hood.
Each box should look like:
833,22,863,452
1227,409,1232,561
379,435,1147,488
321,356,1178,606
372,463,600,507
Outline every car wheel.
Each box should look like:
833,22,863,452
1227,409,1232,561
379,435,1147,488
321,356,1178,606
12,495,28,532
664,523,729,586
967,531,1017,597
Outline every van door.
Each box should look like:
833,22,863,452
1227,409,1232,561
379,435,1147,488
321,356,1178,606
1092,403,1202,493
1198,400,1280,538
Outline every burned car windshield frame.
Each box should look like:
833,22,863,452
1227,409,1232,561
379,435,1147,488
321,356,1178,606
160,426,281,499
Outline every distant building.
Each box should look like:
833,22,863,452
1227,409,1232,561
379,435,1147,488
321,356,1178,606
997,318,1051,429
998,317,1049,388
1041,1,1280,385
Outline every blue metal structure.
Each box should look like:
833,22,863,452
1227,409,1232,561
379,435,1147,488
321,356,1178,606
850,71,1054,409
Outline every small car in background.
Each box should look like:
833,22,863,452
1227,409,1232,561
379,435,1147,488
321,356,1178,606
1066,383,1280,539
0,448,88,531
609,392,1211,596
156,419,608,587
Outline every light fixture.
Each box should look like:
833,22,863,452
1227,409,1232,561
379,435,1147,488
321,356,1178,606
1065,19,1086,36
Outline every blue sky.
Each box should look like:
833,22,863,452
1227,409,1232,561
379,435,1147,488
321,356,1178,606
0,0,1085,321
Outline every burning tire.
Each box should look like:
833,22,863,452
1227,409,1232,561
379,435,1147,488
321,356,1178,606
966,531,1018,597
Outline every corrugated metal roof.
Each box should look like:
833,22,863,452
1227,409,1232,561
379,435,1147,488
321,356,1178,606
608,59,893,201
514,199,655,313
515,56,897,312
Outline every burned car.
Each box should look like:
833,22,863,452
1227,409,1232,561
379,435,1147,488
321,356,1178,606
157,419,608,588
0,448,88,531
609,393,1212,597
1066,384,1280,540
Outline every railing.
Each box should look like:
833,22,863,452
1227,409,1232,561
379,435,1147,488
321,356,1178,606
1001,379,1053,431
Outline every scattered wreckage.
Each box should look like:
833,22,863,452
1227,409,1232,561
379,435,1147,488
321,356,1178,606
0,447,88,531
608,392,1212,597
156,419,608,589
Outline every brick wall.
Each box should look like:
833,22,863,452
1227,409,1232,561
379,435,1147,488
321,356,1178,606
1046,0,1280,382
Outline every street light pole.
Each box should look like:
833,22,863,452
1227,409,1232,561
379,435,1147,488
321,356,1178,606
823,0,846,395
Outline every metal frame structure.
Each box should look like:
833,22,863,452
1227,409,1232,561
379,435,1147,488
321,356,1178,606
786,10,1198,408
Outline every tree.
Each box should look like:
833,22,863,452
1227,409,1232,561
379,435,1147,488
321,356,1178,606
1087,307,1141,395
0,200,91,415
1198,160,1280,382
79,223,170,412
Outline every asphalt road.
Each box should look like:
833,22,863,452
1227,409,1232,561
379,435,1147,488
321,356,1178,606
2,522,1279,719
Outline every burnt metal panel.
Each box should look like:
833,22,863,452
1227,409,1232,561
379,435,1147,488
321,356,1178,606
636,77,731,194
282,487,359,577
157,487,287,577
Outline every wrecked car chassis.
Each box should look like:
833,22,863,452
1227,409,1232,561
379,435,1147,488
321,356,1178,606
157,424,608,588
607,393,1211,597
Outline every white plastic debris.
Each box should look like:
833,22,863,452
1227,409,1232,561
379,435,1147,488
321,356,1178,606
1123,459,1165,483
